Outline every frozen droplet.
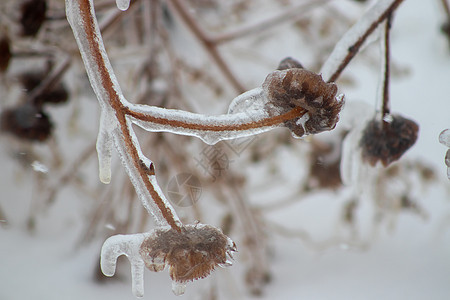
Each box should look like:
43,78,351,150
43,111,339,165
116,0,130,11
439,129,450,147
218,259,233,268
105,223,116,230
383,114,393,123
171,281,186,296
31,160,48,173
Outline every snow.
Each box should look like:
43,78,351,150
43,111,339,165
1,0,450,299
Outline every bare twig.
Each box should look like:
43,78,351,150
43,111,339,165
166,0,246,93
442,0,450,19
382,13,392,122
324,0,405,82
210,0,331,45
27,56,71,104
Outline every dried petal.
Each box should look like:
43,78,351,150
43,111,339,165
263,68,344,137
0,104,53,142
359,115,419,167
139,224,236,284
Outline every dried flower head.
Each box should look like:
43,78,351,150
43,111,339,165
20,0,47,37
0,104,53,142
263,68,344,137
359,115,419,167
0,35,12,73
277,57,304,70
139,224,236,284
19,71,69,106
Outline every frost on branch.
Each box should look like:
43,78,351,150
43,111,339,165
439,129,450,179
101,224,236,297
262,68,344,138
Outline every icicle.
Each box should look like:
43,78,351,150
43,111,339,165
96,109,115,184
171,282,187,296
100,233,149,298
116,0,130,11
339,102,373,185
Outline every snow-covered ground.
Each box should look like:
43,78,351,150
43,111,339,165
1,0,449,299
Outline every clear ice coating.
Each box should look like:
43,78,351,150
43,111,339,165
339,102,374,185
101,233,149,298
171,282,187,296
127,100,280,146
320,0,398,81
439,129,450,147
227,87,265,114
66,0,181,228
439,129,450,179
116,0,130,11
97,109,115,184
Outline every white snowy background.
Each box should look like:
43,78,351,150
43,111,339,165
1,0,449,299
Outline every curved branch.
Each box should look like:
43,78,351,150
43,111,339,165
66,0,182,231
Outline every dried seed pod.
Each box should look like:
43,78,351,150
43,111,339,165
139,224,236,284
0,104,53,142
263,68,344,137
19,0,47,37
19,71,69,105
277,57,304,70
359,115,419,167
0,35,12,73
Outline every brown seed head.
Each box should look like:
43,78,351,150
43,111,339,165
262,68,344,137
0,104,53,142
20,0,47,37
139,224,236,283
0,35,12,73
359,115,419,167
19,71,69,106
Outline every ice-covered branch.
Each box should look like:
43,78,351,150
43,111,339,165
321,0,405,82
66,0,181,230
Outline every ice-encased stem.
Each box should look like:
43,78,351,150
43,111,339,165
65,0,181,230
321,0,405,82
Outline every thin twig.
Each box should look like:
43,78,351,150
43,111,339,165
210,0,331,45
442,0,450,19
166,0,246,93
381,13,392,123
125,105,306,132
326,0,404,82
27,55,71,104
